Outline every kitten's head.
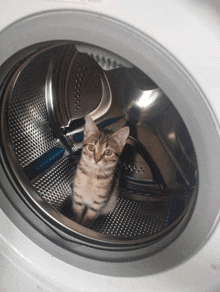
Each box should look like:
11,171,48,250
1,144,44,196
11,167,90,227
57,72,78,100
82,116,130,168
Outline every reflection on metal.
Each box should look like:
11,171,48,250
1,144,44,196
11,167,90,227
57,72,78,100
121,68,172,126
135,89,159,109
128,88,170,125
45,61,57,135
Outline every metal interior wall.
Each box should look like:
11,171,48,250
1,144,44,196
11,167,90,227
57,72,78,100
0,42,196,254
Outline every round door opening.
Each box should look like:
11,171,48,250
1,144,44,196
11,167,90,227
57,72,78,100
0,42,197,255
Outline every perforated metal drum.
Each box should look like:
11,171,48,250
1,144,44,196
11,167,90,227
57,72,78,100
1,42,197,250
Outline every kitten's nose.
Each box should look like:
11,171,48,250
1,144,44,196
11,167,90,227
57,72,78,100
94,152,102,163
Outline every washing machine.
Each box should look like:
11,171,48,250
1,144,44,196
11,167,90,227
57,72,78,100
1,1,220,291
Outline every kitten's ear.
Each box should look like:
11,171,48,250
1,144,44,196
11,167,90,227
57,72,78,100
84,115,98,137
112,126,130,149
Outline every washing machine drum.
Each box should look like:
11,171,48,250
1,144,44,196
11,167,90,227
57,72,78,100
0,42,198,260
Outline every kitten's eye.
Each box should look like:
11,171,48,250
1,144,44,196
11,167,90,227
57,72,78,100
88,144,95,152
104,149,112,156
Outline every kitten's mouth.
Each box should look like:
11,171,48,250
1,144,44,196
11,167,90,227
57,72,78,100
92,159,100,165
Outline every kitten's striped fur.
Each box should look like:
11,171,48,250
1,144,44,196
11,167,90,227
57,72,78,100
72,116,130,226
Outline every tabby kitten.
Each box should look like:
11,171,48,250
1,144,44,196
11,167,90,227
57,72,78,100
72,115,130,226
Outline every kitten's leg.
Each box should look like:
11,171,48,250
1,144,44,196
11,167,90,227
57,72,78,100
101,180,118,215
71,183,85,222
81,208,99,227
72,202,84,223
101,191,118,215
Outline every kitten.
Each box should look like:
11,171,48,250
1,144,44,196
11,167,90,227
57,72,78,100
71,115,130,226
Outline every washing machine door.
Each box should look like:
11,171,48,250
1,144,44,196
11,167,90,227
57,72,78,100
1,1,220,291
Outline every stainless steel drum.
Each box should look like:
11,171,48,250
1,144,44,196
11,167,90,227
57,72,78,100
0,43,197,251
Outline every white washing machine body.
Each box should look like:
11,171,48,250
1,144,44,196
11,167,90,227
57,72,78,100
1,1,220,291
